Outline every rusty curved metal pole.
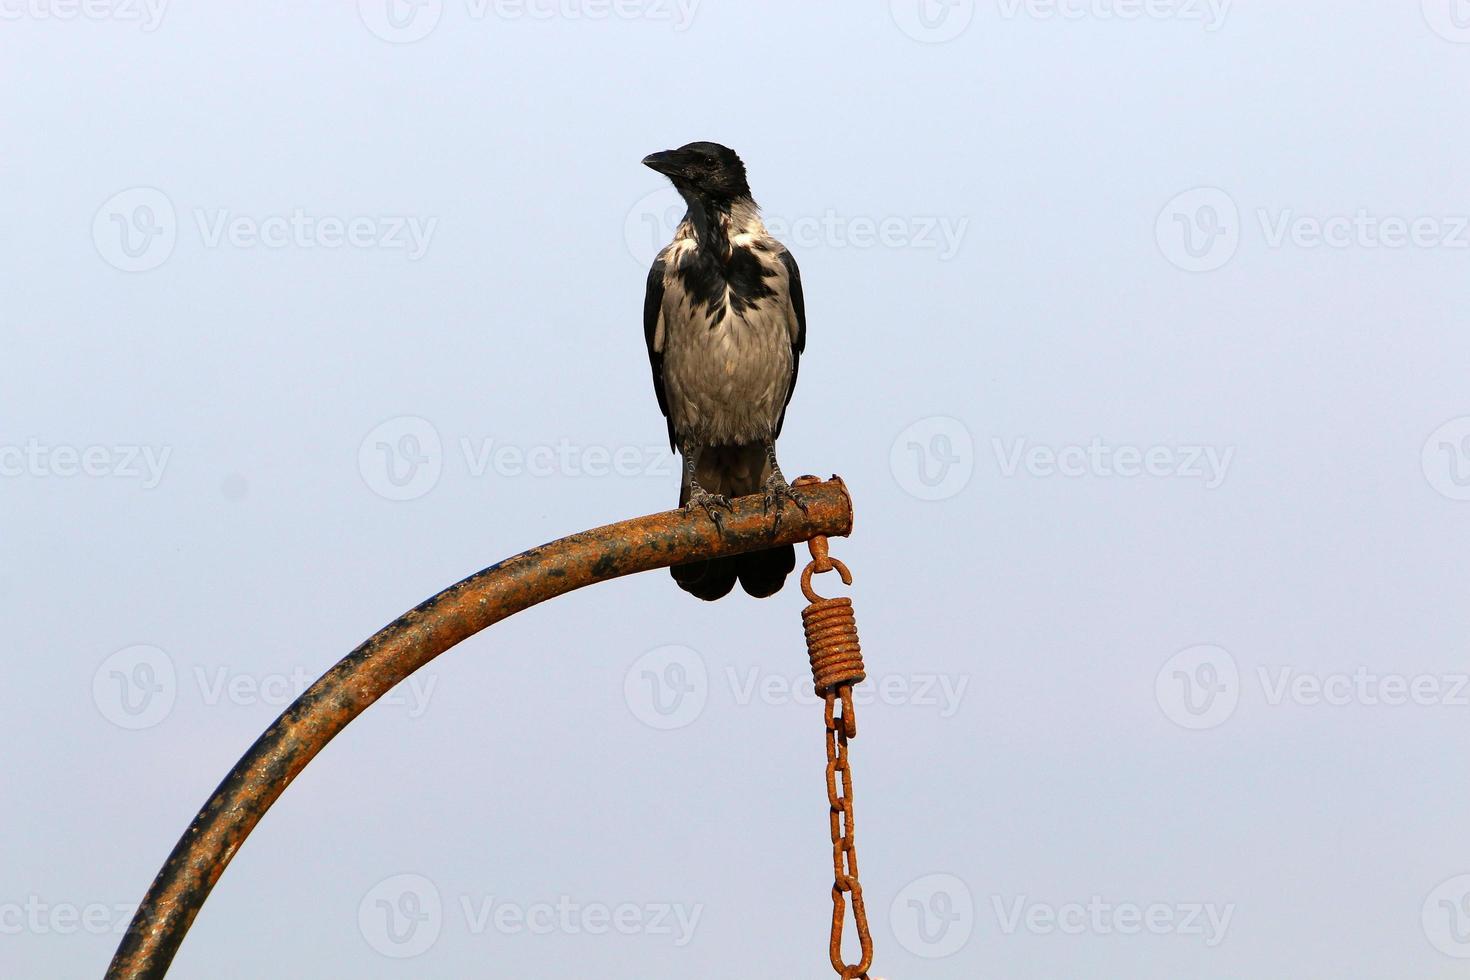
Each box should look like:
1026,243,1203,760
105,478,852,980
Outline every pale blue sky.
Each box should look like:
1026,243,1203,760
5,2,1470,977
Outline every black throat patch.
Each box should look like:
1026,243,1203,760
673,201,778,327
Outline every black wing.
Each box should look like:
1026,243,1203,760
774,246,806,439
644,252,677,451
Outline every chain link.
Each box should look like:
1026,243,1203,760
824,685,872,978
792,501,875,980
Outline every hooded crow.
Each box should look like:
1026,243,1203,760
642,141,807,600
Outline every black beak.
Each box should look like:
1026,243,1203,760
641,149,687,179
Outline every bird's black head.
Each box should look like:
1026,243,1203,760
642,141,751,204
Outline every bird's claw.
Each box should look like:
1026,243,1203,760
762,479,808,537
685,490,734,534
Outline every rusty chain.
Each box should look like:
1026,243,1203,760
794,477,874,979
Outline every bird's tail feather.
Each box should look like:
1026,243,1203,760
671,555,739,601
734,543,795,598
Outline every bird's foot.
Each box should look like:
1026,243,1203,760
685,489,735,534
762,476,808,537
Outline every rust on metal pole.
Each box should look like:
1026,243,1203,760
105,478,853,980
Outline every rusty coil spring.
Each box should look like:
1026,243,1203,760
804,584,864,719
794,497,874,980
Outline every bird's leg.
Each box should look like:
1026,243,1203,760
682,442,733,532
761,441,807,536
